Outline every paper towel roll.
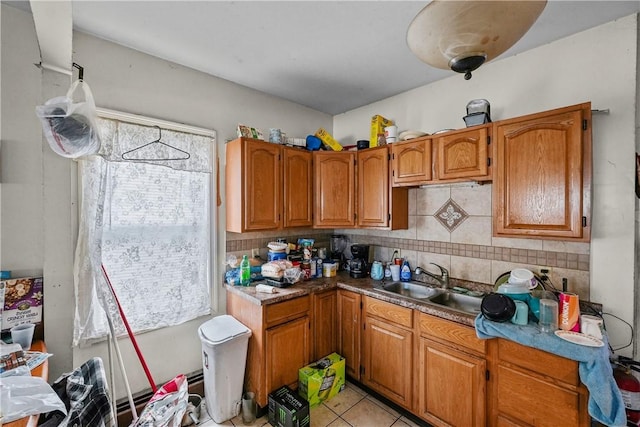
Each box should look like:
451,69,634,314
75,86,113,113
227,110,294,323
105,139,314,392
256,284,277,294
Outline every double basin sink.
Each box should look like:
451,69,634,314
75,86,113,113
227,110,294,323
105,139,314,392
377,281,483,315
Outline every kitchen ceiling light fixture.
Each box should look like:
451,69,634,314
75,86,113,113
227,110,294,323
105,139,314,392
407,0,547,80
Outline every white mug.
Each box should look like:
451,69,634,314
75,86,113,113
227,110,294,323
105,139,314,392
580,314,603,339
384,125,398,143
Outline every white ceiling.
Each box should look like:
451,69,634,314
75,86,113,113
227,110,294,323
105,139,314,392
14,1,640,115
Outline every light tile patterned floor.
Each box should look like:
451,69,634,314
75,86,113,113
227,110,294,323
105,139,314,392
198,382,427,427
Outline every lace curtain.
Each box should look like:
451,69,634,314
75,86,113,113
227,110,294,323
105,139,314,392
73,118,213,346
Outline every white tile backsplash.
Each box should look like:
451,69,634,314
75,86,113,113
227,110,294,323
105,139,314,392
416,216,451,242
451,255,492,283
416,186,450,215
451,183,492,216
451,216,492,246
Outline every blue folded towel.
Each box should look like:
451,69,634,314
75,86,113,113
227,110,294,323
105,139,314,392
475,314,626,427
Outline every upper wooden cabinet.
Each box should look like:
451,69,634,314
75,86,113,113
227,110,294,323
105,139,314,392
493,103,592,241
226,138,281,232
434,124,491,182
313,151,356,228
391,136,433,186
226,138,313,232
283,146,313,228
357,146,408,230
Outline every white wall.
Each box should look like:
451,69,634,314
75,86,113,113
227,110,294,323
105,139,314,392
334,14,639,355
1,4,331,398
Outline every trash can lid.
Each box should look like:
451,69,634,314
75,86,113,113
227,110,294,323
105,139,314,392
199,315,250,345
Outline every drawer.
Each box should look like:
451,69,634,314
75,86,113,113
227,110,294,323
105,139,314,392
265,296,310,328
497,364,581,427
419,313,486,355
364,296,413,328
498,339,579,386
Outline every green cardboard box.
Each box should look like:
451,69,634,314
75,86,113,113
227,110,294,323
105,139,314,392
298,352,346,407
268,385,310,427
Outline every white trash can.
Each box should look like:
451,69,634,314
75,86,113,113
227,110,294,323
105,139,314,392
198,315,252,423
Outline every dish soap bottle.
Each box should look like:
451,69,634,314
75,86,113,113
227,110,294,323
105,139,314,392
400,258,412,282
384,262,392,280
240,255,251,286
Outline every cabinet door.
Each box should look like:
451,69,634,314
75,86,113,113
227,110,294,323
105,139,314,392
418,337,486,427
496,364,583,427
244,140,281,231
313,290,337,360
435,125,490,181
391,137,432,186
283,147,313,228
358,145,390,228
493,103,591,240
265,316,310,395
337,290,361,379
313,151,356,228
362,316,412,408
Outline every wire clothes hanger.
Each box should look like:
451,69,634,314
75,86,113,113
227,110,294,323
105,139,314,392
121,125,191,161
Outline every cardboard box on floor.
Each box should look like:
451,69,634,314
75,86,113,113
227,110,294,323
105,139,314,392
268,385,310,427
298,352,346,408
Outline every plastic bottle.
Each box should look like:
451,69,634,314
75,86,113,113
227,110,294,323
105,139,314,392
240,255,251,286
400,258,412,282
384,263,392,280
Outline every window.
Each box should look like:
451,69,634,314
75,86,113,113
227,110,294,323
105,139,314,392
73,113,215,345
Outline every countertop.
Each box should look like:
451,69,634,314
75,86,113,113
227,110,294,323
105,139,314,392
224,272,486,327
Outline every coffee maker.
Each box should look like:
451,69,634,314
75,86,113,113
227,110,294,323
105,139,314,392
349,244,370,278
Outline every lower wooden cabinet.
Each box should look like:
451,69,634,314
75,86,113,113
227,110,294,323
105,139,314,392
312,290,337,360
226,292,311,408
227,287,591,425
337,290,361,380
265,316,310,397
491,339,589,427
362,296,414,409
418,313,487,427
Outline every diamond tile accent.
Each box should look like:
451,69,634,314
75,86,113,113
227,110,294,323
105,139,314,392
434,199,469,232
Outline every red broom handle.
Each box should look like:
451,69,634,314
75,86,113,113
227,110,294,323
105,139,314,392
101,264,158,393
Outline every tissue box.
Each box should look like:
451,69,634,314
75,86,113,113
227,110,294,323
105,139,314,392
370,115,393,148
298,352,346,407
1,277,43,331
268,385,310,427
314,128,343,151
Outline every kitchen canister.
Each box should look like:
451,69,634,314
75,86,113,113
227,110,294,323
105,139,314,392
370,261,383,280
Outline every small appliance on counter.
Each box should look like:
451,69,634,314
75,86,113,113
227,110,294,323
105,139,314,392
330,234,348,270
349,244,370,278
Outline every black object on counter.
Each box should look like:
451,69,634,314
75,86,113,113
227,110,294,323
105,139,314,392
481,293,516,322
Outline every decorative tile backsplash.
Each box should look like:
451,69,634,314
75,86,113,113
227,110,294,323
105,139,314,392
225,184,592,300
434,198,468,232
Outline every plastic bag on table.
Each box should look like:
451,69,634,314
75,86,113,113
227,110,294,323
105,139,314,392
0,375,67,423
132,374,188,427
35,79,101,158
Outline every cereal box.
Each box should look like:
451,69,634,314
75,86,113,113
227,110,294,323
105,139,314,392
314,128,343,151
1,277,43,331
370,115,393,148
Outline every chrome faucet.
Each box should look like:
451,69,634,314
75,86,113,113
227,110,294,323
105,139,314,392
415,263,450,289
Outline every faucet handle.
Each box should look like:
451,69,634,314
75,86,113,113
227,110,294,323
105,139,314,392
430,263,449,277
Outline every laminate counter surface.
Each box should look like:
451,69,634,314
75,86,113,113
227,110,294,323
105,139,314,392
224,272,483,327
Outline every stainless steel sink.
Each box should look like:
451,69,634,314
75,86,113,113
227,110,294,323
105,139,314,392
428,292,483,314
380,281,442,299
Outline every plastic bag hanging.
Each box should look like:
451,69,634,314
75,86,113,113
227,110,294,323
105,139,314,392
35,79,101,158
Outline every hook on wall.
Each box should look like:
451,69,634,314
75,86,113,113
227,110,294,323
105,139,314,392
72,62,84,80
